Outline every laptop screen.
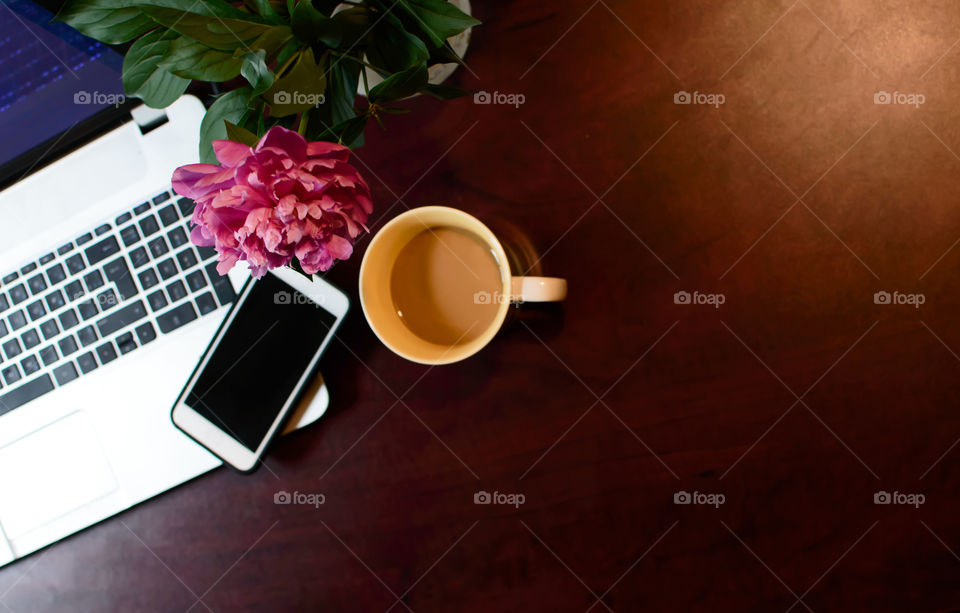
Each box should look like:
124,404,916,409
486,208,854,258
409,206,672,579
0,0,125,171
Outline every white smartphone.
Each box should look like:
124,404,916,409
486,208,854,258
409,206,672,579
171,267,349,472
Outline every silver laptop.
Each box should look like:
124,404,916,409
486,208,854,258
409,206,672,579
0,1,327,567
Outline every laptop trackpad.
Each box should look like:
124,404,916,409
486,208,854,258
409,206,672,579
0,412,118,539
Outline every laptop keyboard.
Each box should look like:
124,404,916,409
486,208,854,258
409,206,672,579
0,190,236,417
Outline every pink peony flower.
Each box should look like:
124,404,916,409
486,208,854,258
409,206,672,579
171,126,373,278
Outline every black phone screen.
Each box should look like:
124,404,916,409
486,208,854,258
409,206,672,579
185,274,337,451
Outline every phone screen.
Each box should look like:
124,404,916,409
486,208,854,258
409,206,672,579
185,274,337,451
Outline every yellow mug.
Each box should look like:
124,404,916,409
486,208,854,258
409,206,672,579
359,206,567,364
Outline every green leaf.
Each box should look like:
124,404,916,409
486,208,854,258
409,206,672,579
224,121,261,147
397,0,479,47
291,0,341,47
248,0,282,23
199,87,254,163
54,0,155,44
241,49,275,95
365,12,429,73
249,25,295,59
140,6,275,51
331,6,372,48
122,29,189,108
327,59,362,125
314,115,367,148
160,37,242,81
368,64,427,102
420,82,468,100
265,48,328,117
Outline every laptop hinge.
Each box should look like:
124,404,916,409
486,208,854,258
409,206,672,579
130,105,170,135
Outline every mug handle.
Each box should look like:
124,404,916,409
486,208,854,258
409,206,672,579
510,276,568,302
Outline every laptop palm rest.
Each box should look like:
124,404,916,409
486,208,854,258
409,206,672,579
0,412,118,539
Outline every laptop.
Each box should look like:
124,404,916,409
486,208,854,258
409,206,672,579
0,0,329,567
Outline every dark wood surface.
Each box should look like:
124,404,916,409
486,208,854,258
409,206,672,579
6,0,960,610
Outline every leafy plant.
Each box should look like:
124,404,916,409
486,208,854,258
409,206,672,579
56,0,479,162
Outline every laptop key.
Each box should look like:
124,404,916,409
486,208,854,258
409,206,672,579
177,197,195,217
39,253,55,265
120,225,141,247
157,258,177,280
135,322,157,345
64,280,84,301
186,270,207,292
40,320,59,340
149,236,169,258
76,233,93,246
0,374,54,416
2,365,21,385
66,254,86,275
147,290,167,311
96,289,119,312
39,346,58,367
84,270,104,292
9,310,27,331
53,362,79,385
96,300,147,337
116,332,137,355
2,338,21,359
138,269,159,290
139,215,160,237
116,212,132,225
78,300,98,321
59,336,79,356
196,292,216,315
166,281,187,303
153,192,172,205
20,263,37,275
134,202,150,215
1,272,17,284
168,227,188,249
27,274,46,295
0,320,6,338
77,326,97,347
59,309,79,330
206,264,237,305
45,290,65,312
84,236,120,266
96,342,117,365
57,243,74,256
0,295,7,313
21,355,40,376
157,302,197,334
158,205,179,226
176,249,198,271
22,330,40,350
197,246,217,261
130,246,150,269
9,284,28,304
94,224,111,236
46,264,66,285
77,352,97,374
104,258,138,301
26,300,45,321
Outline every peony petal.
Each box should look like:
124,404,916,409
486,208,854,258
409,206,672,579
213,140,253,167
256,126,307,163
171,164,235,200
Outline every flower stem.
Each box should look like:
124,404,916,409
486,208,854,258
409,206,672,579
297,111,309,136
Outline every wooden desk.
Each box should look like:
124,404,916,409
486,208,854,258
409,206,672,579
4,1,960,610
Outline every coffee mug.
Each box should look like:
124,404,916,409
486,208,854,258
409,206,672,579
360,206,567,364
